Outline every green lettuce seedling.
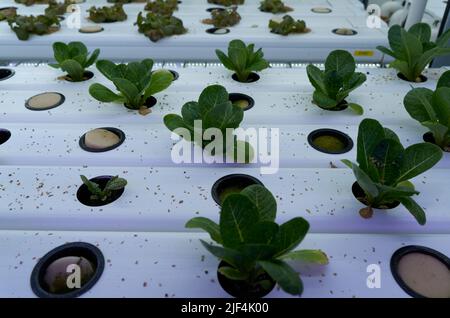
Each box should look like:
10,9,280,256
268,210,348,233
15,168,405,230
80,175,127,202
307,50,366,114
49,41,100,82
0,7,17,21
342,118,442,225
88,4,127,23
269,15,309,35
145,0,178,16
207,0,244,6
403,70,450,151
164,85,253,163
135,12,187,42
7,14,60,40
186,185,328,296
216,39,270,82
377,23,450,82
45,0,73,17
89,59,173,115
202,7,241,28
259,0,293,14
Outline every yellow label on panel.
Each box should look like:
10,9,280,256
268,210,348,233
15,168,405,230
354,50,374,57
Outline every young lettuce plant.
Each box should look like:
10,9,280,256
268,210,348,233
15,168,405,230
89,59,173,115
186,185,328,297
45,0,73,17
307,50,366,115
0,7,17,22
88,4,127,23
164,85,254,163
259,0,293,14
403,70,450,151
207,0,244,6
342,118,442,225
269,15,309,35
49,41,100,82
145,0,178,16
377,23,450,82
80,175,127,203
202,7,241,28
216,39,270,83
7,14,60,40
135,12,187,42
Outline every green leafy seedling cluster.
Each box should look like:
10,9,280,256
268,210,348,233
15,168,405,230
307,50,366,114
80,175,128,202
145,0,178,16
7,14,60,40
216,39,270,83
203,7,241,28
269,15,309,35
135,11,187,42
88,4,128,23
186,185,328,296
207,0,244,6
342,118,442,225
404,70,450,151
259,0,293,14
377,23,450,82
49,41,100,82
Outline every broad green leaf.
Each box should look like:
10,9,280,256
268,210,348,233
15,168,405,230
398,197,426,225
337,72,367,102
200,240,251,271
414,47,450,79
422,121,450,149
52,42,68,64
371,139,404,185
220,194,259,249
272,217,309,257
383,128,401,143
280,249,329,265
228,39,248,76
163,114,190,132
437,70,450,88
218,266,248,280
312,90,338,109
85,49,100,68
325,49,355,80
80,175,102,196
348,103,364,115
240,185,276,222
185,217,222,244
306,64,326,93
145,69,173,98
258,260,303,295
215,49,235,70
436,27,450,47
324,70,343,99
356,119,386,172
96,59,120,81
112,78,140,106
105,176,127,191
376,45,398,59
89,83,123,103
198,85,229,115
408,23,431,44
342,159,379,198
246,221,279,245
181,102,202,130
238,243,278,261
404,88,436,122
60,59,84,81
68,41,88,57
376,183,418,202
396,143,443,183
432,87,450,125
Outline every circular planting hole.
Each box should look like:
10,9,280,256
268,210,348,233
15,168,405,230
0,129,11,146
79,127,125,153
211,174,263,206
232,72,260,83
397,72,428,83
78,25,104,34
423,132,450,152
229,93,254,111
352,182,400,210
124,96,157,110
25,92,65,111
206,7,225,12
390,246,450,298
0,68,15,81
332,28,358,36
77,175,125,207
311,7,332,13
64,70,94,82
30,242,104,298
206,27,230,35
217,261,275,298
307,129,353,154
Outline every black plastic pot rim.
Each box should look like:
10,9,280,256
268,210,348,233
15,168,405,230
332,28,358,36
25,92,66,111
0,68,15,81
352,182,400,210
30,242,105,298
77,175,125,207
124,96,157,110
390,245,450,298
0,129,12,146
307,128,354,154
206,7,226,12
206,27,230,34
232,72,260,83
211,174,263,206
79,127,126,153
229,93,255,111
397,72,428,83
64,70,94,82
423,132,450,152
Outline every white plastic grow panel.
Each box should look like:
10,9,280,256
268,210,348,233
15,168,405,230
0,0,389,62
